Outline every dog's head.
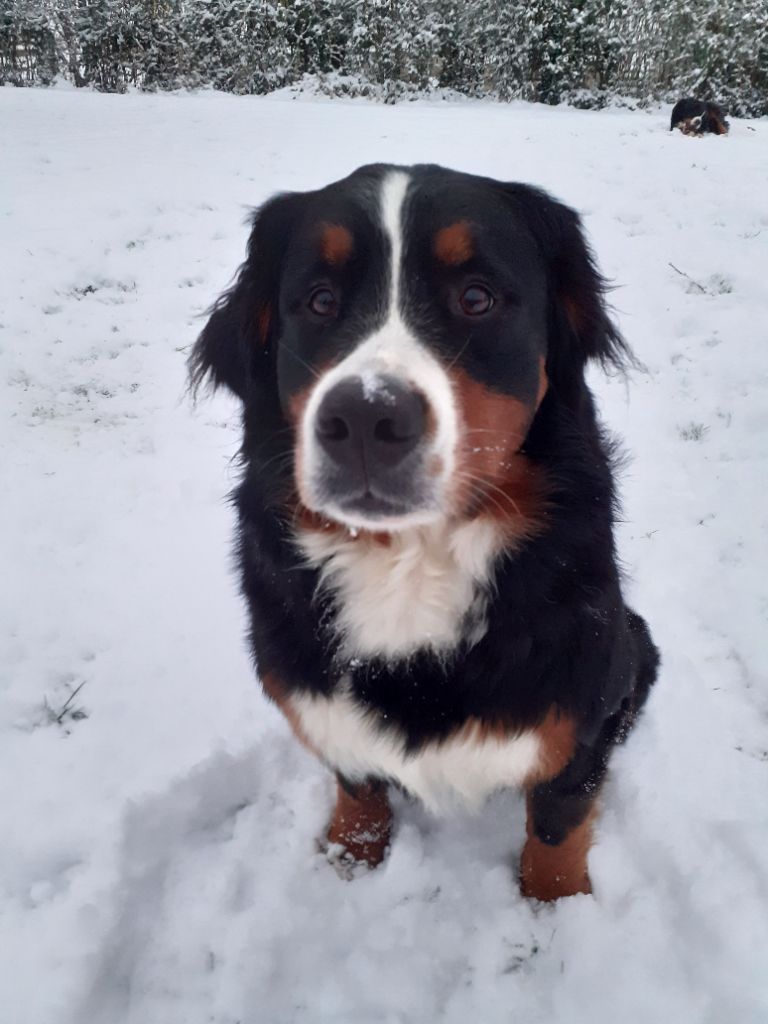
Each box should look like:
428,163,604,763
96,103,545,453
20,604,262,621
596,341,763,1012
678,116,704,136
191,164,624,532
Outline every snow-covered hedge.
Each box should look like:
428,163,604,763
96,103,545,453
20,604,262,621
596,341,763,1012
2,0,767,115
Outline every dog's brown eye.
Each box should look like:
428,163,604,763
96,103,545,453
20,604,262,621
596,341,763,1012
459,285,494,316
308,288,338,317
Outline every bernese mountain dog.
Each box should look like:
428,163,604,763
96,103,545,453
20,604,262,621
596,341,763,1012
190,164,659,901
670,98,729,136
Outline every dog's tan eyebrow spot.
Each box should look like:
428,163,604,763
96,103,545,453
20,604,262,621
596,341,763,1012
319,223,354,265
434,221,474,265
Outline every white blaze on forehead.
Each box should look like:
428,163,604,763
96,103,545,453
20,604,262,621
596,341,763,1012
379,170,410,314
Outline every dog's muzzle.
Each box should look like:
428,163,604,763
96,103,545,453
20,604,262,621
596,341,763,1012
307,373,435,523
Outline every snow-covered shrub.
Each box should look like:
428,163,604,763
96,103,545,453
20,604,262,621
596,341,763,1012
2,0,766,115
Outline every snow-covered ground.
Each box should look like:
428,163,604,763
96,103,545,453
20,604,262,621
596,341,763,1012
2,86,767,1024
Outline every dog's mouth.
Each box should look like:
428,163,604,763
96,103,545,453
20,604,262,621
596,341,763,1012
337,491,415,519
315,483,443,533
303,436,444,531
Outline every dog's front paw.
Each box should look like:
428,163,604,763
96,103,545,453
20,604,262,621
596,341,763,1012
321,777,393,876
317,832,389,879
319,835,387,876
519,834,592,902
325,820,391,871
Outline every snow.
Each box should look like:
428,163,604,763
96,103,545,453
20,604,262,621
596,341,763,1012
360,369,397,404
2,86,767,1024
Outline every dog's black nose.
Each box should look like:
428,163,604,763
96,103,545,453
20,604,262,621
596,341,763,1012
315,375,426,474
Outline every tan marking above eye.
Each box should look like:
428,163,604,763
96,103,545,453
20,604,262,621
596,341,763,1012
319,223,354,265
434,221,474,266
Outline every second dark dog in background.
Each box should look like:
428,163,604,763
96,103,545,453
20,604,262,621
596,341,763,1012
670,98,729,136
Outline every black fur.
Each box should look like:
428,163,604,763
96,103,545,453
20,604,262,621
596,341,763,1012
191,164,659,855
670,97,729,135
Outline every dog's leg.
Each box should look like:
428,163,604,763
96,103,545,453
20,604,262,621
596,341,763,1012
520,713,620,901
521,618,658,900
326,775,392,869
520,788,596,900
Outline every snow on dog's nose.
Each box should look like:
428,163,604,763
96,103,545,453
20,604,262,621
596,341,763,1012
315,374,427,475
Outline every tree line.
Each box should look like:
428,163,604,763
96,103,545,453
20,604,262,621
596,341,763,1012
2,0,767,115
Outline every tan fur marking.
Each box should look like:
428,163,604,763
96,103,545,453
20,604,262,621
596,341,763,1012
526,706,577,784
434,221,474,266
320,223,354,265
256,303,272,346
709,110,729,135
520,800,595,901
449,367,548,536
454,705,575,775
261,672,318,755
562,293,586,333
452,367,534,471
536,355,549,408
327,779,393,868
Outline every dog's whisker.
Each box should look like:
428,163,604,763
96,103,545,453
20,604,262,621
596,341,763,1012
281,345,321,381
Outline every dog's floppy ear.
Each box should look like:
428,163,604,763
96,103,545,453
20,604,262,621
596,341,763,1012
189,191,307,401
505,185,628,380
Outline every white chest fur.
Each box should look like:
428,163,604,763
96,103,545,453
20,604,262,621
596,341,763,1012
290,686,541,813
296,518,504,661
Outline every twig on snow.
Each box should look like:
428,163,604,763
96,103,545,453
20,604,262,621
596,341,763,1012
668,262,707,294
54,680,88,724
